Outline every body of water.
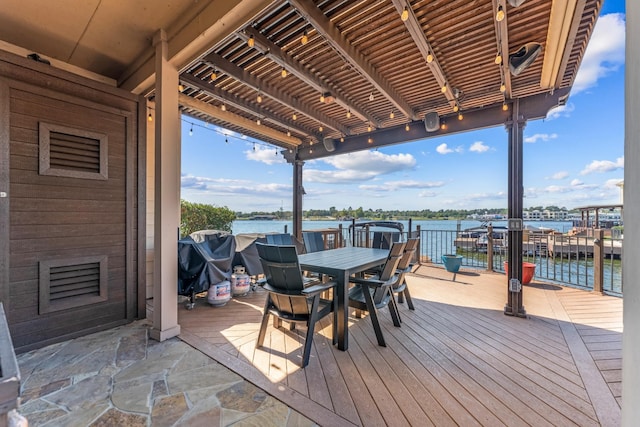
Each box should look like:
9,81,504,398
231,219,574,235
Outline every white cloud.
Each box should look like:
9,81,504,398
580,157,624,175
435,143,464,154
436,143,453,154
359,180,445,192
181,173,290,196
604,178,624,189
570,178,583,186
245,145,286,165
547,103,575,120
573,13,626,94
549,171,569,180
418,190,438,198
524,133,558,144
324,150,416,173
469,141,489,153
305,150,416,183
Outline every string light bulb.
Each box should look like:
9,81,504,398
256,118,261,125
292,112,297,120
502,102,509,111
496,5,505,22
281,67,287,78
189,125,193,136
253,143,256,151
453,105,459,113
369,92,375,101
179,83,185,92
367,137,373,144
320,93,325,103
441,84,447,93
346,110,352,119
441,122,447,130
147,112,153,122
301,30,308,45
225,137,229,144
405,123,410,131
426,52,434,63
221,103,226,111
458,112,464,121
494,54,502,65
287,130,291,137
319,126,323,132
257,92,262,103
390,111,395,119
367,123,372,132
247,35,255,48
401,6,409,21
500,83,506,93
340,136,344,142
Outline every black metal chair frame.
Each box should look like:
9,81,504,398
256,243,336,367
348,241,406,347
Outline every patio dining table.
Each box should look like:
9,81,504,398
298,246,389,351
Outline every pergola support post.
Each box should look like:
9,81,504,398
292,160,304,241
504,99,526,318
150,29,181,341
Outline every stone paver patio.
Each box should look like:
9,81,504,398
16,320,315,427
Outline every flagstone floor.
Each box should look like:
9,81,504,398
16,320,315,427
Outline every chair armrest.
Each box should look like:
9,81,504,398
349,276,386,287
302,281,337,296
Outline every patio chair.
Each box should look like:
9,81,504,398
302,231,325,253
255,243,336,367
392,237,420,312
348,241,406,347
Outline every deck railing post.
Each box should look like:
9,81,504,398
416,225,422,265
593,229,605,293
487,225,494,272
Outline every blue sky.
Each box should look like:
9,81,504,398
181,0,625,213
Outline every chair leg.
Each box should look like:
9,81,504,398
362,285,386,347
302,296,321,367
397,291,404,304
388,290,402,327
257,298,272,348
403,288,415,311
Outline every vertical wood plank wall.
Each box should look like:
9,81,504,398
0,51,144,352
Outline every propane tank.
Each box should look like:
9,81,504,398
207,280,231,306
231,265,251,296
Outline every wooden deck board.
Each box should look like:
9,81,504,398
178,264,622,427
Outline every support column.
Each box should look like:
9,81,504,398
504,99,526,317
150,29,181,341
623,2,640,424
292,160,304,240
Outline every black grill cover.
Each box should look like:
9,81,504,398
178,231,236,296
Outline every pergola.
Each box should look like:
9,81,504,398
4,0,633,412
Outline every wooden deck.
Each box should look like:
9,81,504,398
178,264,622,426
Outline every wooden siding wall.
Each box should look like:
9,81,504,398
0,51,144,352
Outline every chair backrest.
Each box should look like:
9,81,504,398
266,233,294,245
372,231,401,249
371,241,406,304
302,231,325,253
256,243,309,315
378,241,407,281
397,237,419,270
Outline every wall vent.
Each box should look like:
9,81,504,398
39,122,108,180
39,256,108,313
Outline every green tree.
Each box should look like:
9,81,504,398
180,200,236,237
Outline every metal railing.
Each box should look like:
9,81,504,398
418,228,623,296
300,224,622,296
